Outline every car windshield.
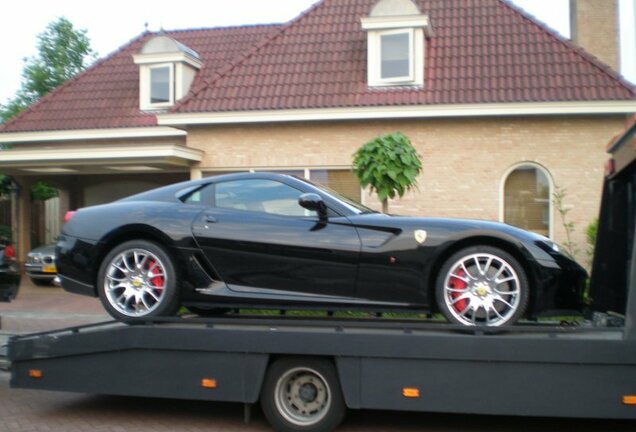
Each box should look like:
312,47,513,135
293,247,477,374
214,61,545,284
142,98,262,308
300,177,377,215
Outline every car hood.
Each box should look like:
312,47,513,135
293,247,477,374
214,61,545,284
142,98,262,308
28,244,57,256
347,213,545,241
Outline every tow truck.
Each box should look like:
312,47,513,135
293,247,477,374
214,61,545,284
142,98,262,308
5,119,636,432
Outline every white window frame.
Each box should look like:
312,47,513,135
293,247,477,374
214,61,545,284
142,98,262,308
499,162,554,239
365,25,426,88
376,29,415,84
140,63,175,110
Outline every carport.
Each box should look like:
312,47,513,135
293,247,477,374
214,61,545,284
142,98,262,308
0,138,202,263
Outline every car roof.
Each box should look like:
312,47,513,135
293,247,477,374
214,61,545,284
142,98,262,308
119,172,316,203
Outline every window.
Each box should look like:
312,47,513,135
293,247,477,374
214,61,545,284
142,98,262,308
361,0,430,88
204,169,363,204
215,179,312,217
309,170,361,203
503,164,552,237
150,66,171,104
380,31,412,80
133,36,201,110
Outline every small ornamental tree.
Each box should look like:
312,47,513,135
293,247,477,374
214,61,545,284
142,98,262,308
353,132,422,213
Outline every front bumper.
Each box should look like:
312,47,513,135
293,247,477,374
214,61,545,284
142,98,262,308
25,265,57,280
531,255,587,316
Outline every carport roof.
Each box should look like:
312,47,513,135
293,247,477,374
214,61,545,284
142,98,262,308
1,0,635,134
0,143,203,176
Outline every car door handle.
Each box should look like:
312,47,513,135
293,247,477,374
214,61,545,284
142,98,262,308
205,215,217,223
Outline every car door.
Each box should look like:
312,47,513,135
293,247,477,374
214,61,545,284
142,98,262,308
190,178,361,299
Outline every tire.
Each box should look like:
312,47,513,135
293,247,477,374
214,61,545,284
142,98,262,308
435,246,529,327
261,358,346,432
97,240,179,320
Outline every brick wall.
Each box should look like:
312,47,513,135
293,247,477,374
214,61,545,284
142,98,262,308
571,0,620,71
188,115,627,263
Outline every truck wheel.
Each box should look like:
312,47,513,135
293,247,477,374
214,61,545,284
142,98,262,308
435,246,529,327
261,358,346,432
97,240,179,320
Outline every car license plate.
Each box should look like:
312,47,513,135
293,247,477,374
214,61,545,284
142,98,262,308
43,264,57,273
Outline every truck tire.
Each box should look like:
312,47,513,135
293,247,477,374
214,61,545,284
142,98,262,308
261,357,346,432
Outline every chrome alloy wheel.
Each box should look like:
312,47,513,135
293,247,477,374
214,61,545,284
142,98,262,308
103,248,167,317
442,253,522,326
274,367,332,427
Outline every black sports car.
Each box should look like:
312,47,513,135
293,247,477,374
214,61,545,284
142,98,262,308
57,172,586,326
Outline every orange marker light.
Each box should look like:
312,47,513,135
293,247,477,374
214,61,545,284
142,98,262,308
623,395,636,405
402,387,420,398
29,369,43,378
201,378,217,389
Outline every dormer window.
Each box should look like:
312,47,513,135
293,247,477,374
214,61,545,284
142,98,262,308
133,36,201,111
150,65,173,105
380,30,413,81
362,0,431,88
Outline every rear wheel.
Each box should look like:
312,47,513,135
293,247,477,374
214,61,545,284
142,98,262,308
97,240,179,320
261,358,346,432
435,246,529,327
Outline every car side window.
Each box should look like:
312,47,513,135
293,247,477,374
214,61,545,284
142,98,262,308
182,184,215,206
215,179,315,217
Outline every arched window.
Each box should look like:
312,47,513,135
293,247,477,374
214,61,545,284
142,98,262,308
502,163,552,238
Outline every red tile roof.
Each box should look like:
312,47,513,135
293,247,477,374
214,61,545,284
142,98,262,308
0,25,281,132
174,0,635,113
2,0,634,133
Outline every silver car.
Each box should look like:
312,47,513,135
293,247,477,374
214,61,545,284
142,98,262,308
25,244,57,285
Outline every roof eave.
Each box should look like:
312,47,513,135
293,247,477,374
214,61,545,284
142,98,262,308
158,101,636,126
0,126,187,144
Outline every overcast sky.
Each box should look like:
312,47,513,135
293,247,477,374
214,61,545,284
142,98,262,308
1,0,634,104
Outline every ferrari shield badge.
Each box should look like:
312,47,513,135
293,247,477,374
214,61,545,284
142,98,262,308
414,230,428,244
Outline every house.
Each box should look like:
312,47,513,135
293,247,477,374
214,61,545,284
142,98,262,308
0,0,634,265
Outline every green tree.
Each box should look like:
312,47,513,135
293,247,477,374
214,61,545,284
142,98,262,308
1,17,95,123
353,132,422,213
0,17,94,203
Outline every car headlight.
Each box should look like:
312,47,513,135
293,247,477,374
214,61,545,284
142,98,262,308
544,241,560,253
27,254,42,264
535,239,561,255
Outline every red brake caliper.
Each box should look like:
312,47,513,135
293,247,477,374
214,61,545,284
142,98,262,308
147,259,164,290
449,268,467,312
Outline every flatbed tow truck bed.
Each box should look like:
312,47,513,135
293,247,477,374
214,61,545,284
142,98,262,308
6,315,636,423
5,120,636,431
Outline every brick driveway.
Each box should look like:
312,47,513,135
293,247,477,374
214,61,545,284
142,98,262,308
0,281,634,431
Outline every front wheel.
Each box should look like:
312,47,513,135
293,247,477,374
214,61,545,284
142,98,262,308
435,246,529,327
261,358,346,432
97,240,179,320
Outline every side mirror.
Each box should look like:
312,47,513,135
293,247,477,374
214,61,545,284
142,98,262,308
298,193,328,218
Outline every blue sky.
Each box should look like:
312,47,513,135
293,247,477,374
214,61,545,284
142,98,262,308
0,0,634,104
